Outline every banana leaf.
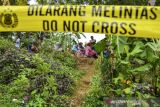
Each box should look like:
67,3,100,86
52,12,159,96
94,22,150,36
94,38,107,54
129,64,152,73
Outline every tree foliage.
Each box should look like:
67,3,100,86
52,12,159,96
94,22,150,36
36,0,160,5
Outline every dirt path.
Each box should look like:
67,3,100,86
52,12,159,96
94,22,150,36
70,63,95,107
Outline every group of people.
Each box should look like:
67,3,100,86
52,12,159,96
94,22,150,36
15,35,111,59
15,35,43,53
71,36,98,58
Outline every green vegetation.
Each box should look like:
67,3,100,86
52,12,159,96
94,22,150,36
84,36,160,106
0,0,160,107
0,37,83,106
1,34,159,107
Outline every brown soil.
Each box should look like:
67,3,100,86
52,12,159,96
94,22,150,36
70,62,95,107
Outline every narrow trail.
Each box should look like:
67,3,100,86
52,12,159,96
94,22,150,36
70,62,95,107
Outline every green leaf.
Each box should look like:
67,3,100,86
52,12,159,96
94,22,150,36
31,90,37,95
129,45,143,56
124,45,129,54
123,88,132,94
113,73,124,84
114,89,123,95
146,39,160,53
129,64,152,73
120,60,130,65
141,100,150,107
133,58,145,65
94,38,107,53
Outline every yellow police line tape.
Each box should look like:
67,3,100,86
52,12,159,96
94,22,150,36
0,5,160,38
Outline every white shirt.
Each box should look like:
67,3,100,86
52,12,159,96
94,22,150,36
15,38,20,48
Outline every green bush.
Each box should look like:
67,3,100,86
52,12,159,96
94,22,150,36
0,37,82,106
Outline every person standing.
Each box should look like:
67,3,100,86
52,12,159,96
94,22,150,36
15,35,20,49
103,47,111,58
71,44,78,54
90,36,97,51
90,36,96,45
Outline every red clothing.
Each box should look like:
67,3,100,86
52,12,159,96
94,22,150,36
85,46,96,57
